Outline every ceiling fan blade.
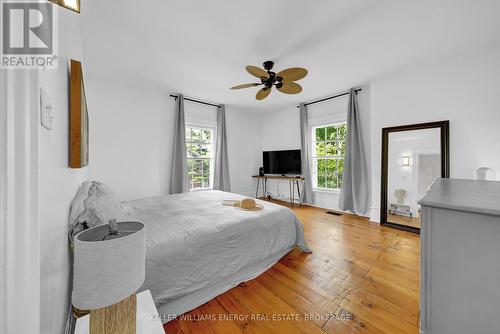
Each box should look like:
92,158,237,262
277,67,308,81
256,87,272,100
246,65,269,79
230,83,261,90
277,82,302,94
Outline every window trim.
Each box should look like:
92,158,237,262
185,123,216,191
310,121,347,193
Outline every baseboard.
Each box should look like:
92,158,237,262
307,202,370,219
370,207,380,223
260,188,372,219
266,197,371,219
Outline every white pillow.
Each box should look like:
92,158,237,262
69,181,93,230
84,182,128,224
69,181,133,244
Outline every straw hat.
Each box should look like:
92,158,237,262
234,198,264,211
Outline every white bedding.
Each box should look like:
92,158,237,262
123,190,311,318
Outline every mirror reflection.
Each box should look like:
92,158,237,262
387,128,441,229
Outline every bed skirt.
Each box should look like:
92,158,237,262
154,246,293,324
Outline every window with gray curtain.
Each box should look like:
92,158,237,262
185,126,215,190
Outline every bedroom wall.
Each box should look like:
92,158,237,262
259,87,371,213
259,106,302,201
38,8,87,334
86,79,174,200
86,81,263,200
225,106,263,196
369,43,500,222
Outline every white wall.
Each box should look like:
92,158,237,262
38,9,87,334
259,106,303,201
86,79,173,200
86,82,262,200
226,106,263,196
260,87,371,213
370,43,500,222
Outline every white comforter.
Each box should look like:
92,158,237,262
123,190,311,307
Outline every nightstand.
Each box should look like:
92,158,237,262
74,290,164,334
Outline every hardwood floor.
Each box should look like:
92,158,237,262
164,201,420,334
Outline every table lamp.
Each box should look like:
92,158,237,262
73,220,145,334
394,189,406,204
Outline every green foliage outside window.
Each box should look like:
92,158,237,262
313,123,347,190
186,127,214,190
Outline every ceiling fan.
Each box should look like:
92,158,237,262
230,61,308,100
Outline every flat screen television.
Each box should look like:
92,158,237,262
263,149,302,175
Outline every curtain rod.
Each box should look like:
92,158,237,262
297,88,362,108
170,94,221,108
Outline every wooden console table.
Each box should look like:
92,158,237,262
252,175,305,206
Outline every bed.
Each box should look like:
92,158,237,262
69,183,311,323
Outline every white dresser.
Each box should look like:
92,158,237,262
420,179,500,334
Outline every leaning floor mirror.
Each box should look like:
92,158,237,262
381,121,449,233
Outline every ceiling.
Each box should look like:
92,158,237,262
82,0,500,110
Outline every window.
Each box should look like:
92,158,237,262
186,126,215,191
311,123,347,191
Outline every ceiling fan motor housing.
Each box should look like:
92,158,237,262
261,61,283,88
263,60,274,71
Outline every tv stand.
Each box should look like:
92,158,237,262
252,175,305,206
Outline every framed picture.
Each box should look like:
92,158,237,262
69,59,89,168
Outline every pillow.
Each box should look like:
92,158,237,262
68,181,133,244
84,182,128,224
69,181,93,230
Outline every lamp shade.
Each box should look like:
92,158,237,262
72,222,145,310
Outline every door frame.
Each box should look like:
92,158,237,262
0,70,41,334
380,120,450,233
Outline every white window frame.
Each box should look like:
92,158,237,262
185,123,216,192
310,120,347,194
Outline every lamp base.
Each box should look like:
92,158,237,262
89,294,136,334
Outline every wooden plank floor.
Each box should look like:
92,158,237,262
164,201,420,334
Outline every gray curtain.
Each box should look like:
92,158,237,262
169,94,189,193
339,89,369,215
299,103,314,204
213,105,231,191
